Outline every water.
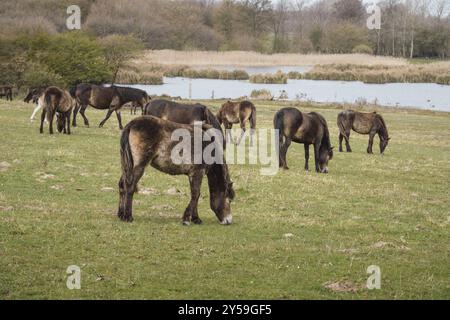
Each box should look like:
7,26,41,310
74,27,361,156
191,65,311,75
125,77,450,112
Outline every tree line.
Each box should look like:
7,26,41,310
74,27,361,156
2,0,448,58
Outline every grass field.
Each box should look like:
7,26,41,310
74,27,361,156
0,99,449,299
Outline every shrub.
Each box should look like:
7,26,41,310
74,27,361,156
250,89,273,100
352,44,373,55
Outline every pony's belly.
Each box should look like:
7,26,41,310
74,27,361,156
226,114,239,123
352,123,370,134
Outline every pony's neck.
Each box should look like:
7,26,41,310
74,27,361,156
207,163,227,194
377,118,389,141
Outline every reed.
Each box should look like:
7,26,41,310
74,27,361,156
136,50,408,67
249,71,288,84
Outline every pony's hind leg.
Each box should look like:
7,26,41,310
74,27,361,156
280,138,291,170
345,130,352,152
79,104,89,127
39,108,47,134
183,171,204,225
304,144,310,171
122,164,146,222
115,110,124,130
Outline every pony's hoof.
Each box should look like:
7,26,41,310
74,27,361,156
182,220,190,226
192,218,203,225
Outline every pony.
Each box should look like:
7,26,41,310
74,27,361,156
72,84,149,129
216,100,256,145
0,86,13,101
337,110,390,154
39,86,75,135
25,87,47,122
117,116,235,225
274,107,333,173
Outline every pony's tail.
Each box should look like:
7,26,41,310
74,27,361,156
273,110,284,159
120,125,134,187
337,114,349,140
249,105,256,130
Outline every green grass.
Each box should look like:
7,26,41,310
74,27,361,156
0,99,449,299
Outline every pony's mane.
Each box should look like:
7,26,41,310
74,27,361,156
311,112,332,150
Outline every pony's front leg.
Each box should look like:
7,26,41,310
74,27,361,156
304,144,310,171
99,108,114,128
183,172,203,225
72,104,79,127
313,143,320,172
367,133,375,154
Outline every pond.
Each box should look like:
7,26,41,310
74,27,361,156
124,77,450,112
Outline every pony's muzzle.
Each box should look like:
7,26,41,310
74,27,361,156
220,215,232,225
321,167,329,174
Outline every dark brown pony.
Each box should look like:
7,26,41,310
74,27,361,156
117,116,235,225
274,108,333,173
143,99,224,142
39,86,74,135
216,100,256,145
337,110,390,154
72,84,149,129
0,86,13,101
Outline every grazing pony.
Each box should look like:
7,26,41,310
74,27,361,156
274,108,333,173
25,87,47,121
117,116,235,225
130,101,143,115
337,110,390,154
0,86,13,101
72,84,149,129
216,100,256,145
143,99,224,146
39,86,75,134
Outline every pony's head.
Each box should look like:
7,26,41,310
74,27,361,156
319,145,334,173
380,137,391,154
207,164,235,224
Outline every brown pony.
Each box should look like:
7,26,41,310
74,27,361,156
72,84,149,129
39,86,75,135
117,116,235,225
0,86,13,101
216,100,256,145
337,110,390,154
143,99,224,143
274,107,333,173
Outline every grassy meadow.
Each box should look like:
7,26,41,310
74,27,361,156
0,99,449,299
